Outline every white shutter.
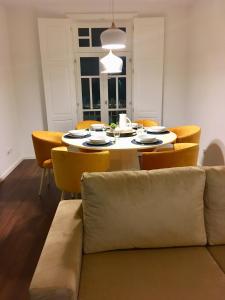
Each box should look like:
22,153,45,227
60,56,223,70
38,18,77,131
133,17,164,124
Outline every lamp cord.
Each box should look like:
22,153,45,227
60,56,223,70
111,0,115,26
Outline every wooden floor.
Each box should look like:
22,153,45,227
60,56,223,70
0,160,60,300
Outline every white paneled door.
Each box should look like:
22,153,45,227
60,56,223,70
133,17,165,124
38,18,77,131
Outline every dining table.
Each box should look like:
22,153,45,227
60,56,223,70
62,129,177,171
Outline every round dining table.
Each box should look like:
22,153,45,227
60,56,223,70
62,130,177,171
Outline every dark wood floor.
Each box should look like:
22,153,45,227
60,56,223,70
0,160,60,300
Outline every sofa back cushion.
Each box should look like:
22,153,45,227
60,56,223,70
81,167,207,254
204,166,225,245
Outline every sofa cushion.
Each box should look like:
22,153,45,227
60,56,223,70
30,200,83,300
204,166,225,245
208,245,225,273
81,167,206,254
78,247,225,300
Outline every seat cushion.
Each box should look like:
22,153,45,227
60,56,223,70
81,167,206,253
208,245,225,273
78,247,225,300
204,166,225,245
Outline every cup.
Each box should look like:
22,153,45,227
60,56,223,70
113,127,120,142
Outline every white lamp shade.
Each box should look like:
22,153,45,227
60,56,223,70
100,27,126,50
100,50,123,74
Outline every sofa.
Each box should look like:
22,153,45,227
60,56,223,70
29,166,225,300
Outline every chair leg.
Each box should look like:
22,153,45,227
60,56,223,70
39,169,46,197
61,191,65,201
46,169,51,187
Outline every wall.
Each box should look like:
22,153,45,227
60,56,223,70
0,5,21,180
187,0,225,164
7,6,47,158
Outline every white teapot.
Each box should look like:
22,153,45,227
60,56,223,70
119,113,132,129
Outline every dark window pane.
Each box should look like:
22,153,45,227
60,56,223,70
83,111,101,121
92,78,100,109
118,78,126,108
91,28,107,47
78,28,89,36
81,78,90,109
121,56,126,75
80,57,99,76
108,78,116,109
79,39,90,47
108,110,126,124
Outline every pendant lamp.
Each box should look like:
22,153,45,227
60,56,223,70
100,50,123,74
100,0,126,50
101,22,126,50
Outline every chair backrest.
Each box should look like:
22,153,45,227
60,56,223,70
169,125,201,143
75,120,105,130
51,146,110,193
134,119,158,127
140,143,199,170
32,131,63,168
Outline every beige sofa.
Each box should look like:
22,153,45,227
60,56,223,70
30,166,225,300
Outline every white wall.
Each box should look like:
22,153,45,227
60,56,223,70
0,5,21,180
7,6,47,158
187,0,225,165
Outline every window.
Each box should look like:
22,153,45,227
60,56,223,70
74,22,131,124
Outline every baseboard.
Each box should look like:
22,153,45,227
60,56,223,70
0,158,23,182
23,155,35,160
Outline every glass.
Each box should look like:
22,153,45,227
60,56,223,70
92,78,100,109
79,39,90,47
83,111,101,121
80,57,99,76
78,28,89,36
81,78,90,109
108,77,116,108
113,126,120,142
121,57,126,75
91,28,107,47
118,77,126,108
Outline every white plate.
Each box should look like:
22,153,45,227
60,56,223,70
131,122,138,129
90,124,105,130
146,126,167,133
119,128,136,134
135,136,157,144
68,130,88,137
88,137,111,145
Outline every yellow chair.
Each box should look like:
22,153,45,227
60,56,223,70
75,120,106,130
139,143,199,170
134,119,158,127
51,147,110,199
32,131,64,196
169,125,201,143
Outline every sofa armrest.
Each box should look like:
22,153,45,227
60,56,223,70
29,200,83,300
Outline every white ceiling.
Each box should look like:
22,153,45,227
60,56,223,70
0,0,195,15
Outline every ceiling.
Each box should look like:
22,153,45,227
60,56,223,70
0,0,195,15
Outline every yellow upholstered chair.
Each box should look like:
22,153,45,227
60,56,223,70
139,143,199,170
169,125,201,143
134,119,159,127
32,131,64,196
51,147,110,199
75,120,106,130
